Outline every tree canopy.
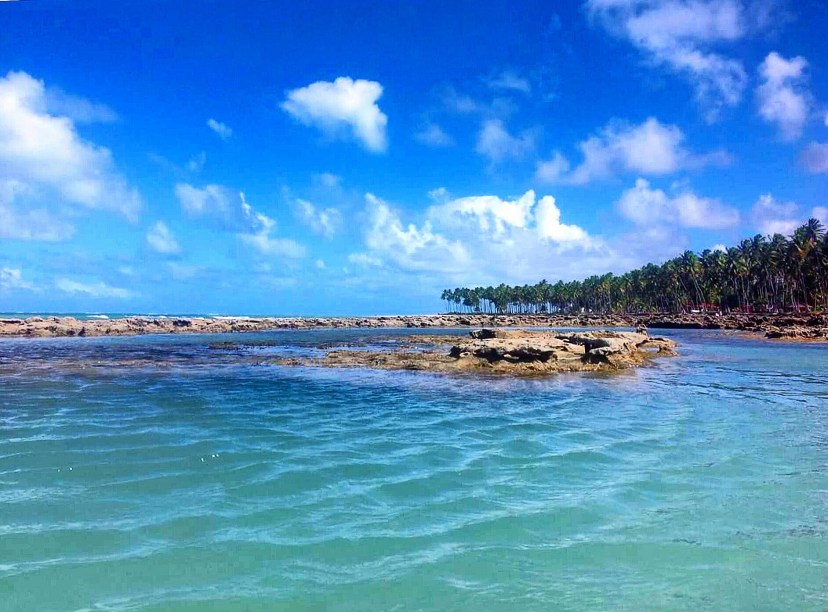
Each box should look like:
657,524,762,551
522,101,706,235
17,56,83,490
441,220,828,315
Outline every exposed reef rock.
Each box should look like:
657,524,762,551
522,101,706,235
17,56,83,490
0,312,826,341
272,329,677,377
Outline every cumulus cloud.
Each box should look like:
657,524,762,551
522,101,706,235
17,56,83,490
476,119,536,163
617,178,739,229
751,193,801,235
295,199,342,238
281,77,388,152
800,142,828,173
146,221,181,255
56,278,134,299
756,52,810,141
207,118,232,140
175,184,306,258
534,196,592,242
350,190,609,286
536,117,727,184
0,71,141,241
0,267,33,291
587,0,748,119
358,193,471,274
415,123,454,147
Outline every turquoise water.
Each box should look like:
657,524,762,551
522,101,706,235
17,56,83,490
1,329,826,610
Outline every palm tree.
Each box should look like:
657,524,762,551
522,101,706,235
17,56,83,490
441,221,827,316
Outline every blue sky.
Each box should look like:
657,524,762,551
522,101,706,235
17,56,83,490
1,0,827,315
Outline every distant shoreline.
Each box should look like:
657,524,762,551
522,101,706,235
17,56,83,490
1,312,827,341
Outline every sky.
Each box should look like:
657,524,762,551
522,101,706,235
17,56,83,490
1,0,827,315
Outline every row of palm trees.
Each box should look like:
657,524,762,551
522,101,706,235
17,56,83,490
441,219,828,315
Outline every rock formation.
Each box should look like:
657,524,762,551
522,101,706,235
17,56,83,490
272,329,677,376
0,312,826,341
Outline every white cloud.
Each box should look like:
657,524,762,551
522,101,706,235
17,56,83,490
440,86,482,114
476,119,536,163
351,190,606,286
535,152,571,183
359,193,471,274
801,142,828,173
348,252,385,268
428,191,536,236
281,77,388,152
295,198,342,238
0,71,139,242
587,0,747,119
175,184,306,259
176,183,235,220
486,70,531,94
0,71,141,223
56,278,134,299
315,259,326,269
166,262,201,280
756,52,809,141
0,267,33,291
749,198,828,235
207,118,232,140
537,118,726,184
0,179,75,241
314,172,341,188
751,193,801,235
617,178,739,229
237,192,306,258
670,192,740,228
415,123,454,147
534,195,592,242
146,221,181,255
428,187,450,203
45,87,118,123
424,189,594,247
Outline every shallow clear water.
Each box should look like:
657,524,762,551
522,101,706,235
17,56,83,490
1,329,826,610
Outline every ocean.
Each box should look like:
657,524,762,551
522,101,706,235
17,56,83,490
1,328,826,610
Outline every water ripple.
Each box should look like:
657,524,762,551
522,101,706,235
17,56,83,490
0,329,826,610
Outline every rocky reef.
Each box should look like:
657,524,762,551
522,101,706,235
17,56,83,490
0,312,826,341
273,329,677,376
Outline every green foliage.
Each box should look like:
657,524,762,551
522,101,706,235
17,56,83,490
442,220,828,314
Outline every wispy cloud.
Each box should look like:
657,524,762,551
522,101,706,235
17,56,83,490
56,278,135,299
207,118,233,140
